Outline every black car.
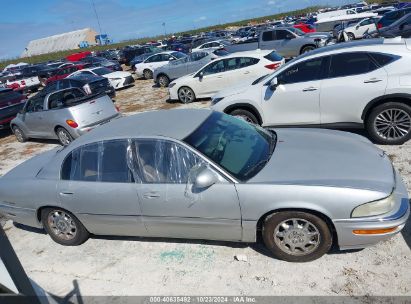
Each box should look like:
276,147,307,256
97,49,121,61
79,57,122,71
0,88,27,129
378,7,411,28
20,64,58,79
40,74,115,99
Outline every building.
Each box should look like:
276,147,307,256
21,28,98,57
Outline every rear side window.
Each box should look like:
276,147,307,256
262,31,274,41
329,53,378,78
264,51,283,62
369,53,400,67
48,88,85,109
238,57,259,68
61,140,133,183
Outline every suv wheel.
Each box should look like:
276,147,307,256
56,127,73,146
158,75,170,87
262,211,332,262
12,125,27,143
143,69,153,79
366,102,411,145
41,208,89,246
301,45,315,54
230,109,259,124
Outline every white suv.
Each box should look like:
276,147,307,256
211,38,411,145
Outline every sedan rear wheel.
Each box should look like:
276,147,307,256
178,87,196,103
12,125,27,143
41,208,89,246
56,127,73,146
366,102,411,145
158,75,170,87
262,211,332,262
143,69,153,79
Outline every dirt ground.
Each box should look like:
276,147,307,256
0,76,410,297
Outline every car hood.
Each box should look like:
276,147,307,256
104,71,130,78
248,129,394,193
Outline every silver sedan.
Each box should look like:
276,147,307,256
0,109,409,262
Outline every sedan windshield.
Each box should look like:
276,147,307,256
288,28,305,36
184,112,276,181
92,67,113,76
171,52,187,59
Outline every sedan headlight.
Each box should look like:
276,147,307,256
351,193,395,218
169,83,176,88
211,97,224,105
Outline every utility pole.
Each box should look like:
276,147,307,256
162,22,167,37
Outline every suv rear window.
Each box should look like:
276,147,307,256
264,51,283,62
329,53,378,78
369,53,400,67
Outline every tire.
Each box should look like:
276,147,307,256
262,211,332,262
347,32,355,41
366,102,411,145
178,87,196,103
41,208,89,246
56,127,73,146
230,109,259,125
12,125,27,143
143,69,153,80
300,45,316,54
158,74,170,87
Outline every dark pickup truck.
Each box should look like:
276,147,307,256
0,88,27,129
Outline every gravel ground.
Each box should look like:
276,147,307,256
0,75,410,297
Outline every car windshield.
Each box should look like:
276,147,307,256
92,67,113,75
184,112,276,181
171,52,187,59
289,28,305,36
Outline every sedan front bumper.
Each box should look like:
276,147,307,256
333,170,410,250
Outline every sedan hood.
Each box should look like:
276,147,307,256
249,129,394,193
212,77,259,99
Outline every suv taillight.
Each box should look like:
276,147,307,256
265,63,281,70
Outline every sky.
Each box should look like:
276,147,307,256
0,0,357,59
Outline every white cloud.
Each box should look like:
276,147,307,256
195,16,207,22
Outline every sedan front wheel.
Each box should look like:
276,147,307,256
178,87,196,103
262,211,332,262
41,208,89,246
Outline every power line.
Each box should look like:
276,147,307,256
91,0,103,34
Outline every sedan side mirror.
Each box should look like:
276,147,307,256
169,57,175,61
269,77,279,91
194,167,218,189
198,71,204,79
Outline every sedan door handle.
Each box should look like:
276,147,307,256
364,78,382,83
302,87,318,92
59,192,73,196
143,192,160,199
244,71,250,74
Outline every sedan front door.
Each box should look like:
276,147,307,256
193,59,228,97
133,139,242,241
261,56,325,126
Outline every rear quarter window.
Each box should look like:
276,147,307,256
369,53,400,67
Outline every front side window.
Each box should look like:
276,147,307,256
133,140,205,184
276,30,291,40
329,53,378,78
26,96,44,113
61,140,133,183
277,57,324,84
202,60,225,75
184,112,275,181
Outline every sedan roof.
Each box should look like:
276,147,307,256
69,109,212,149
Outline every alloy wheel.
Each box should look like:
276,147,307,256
14,127,24,142
58,129,72,146
178,88,194,103
374,108,411,141
47,210,77,241
159,75,169,87
273,218,320,256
